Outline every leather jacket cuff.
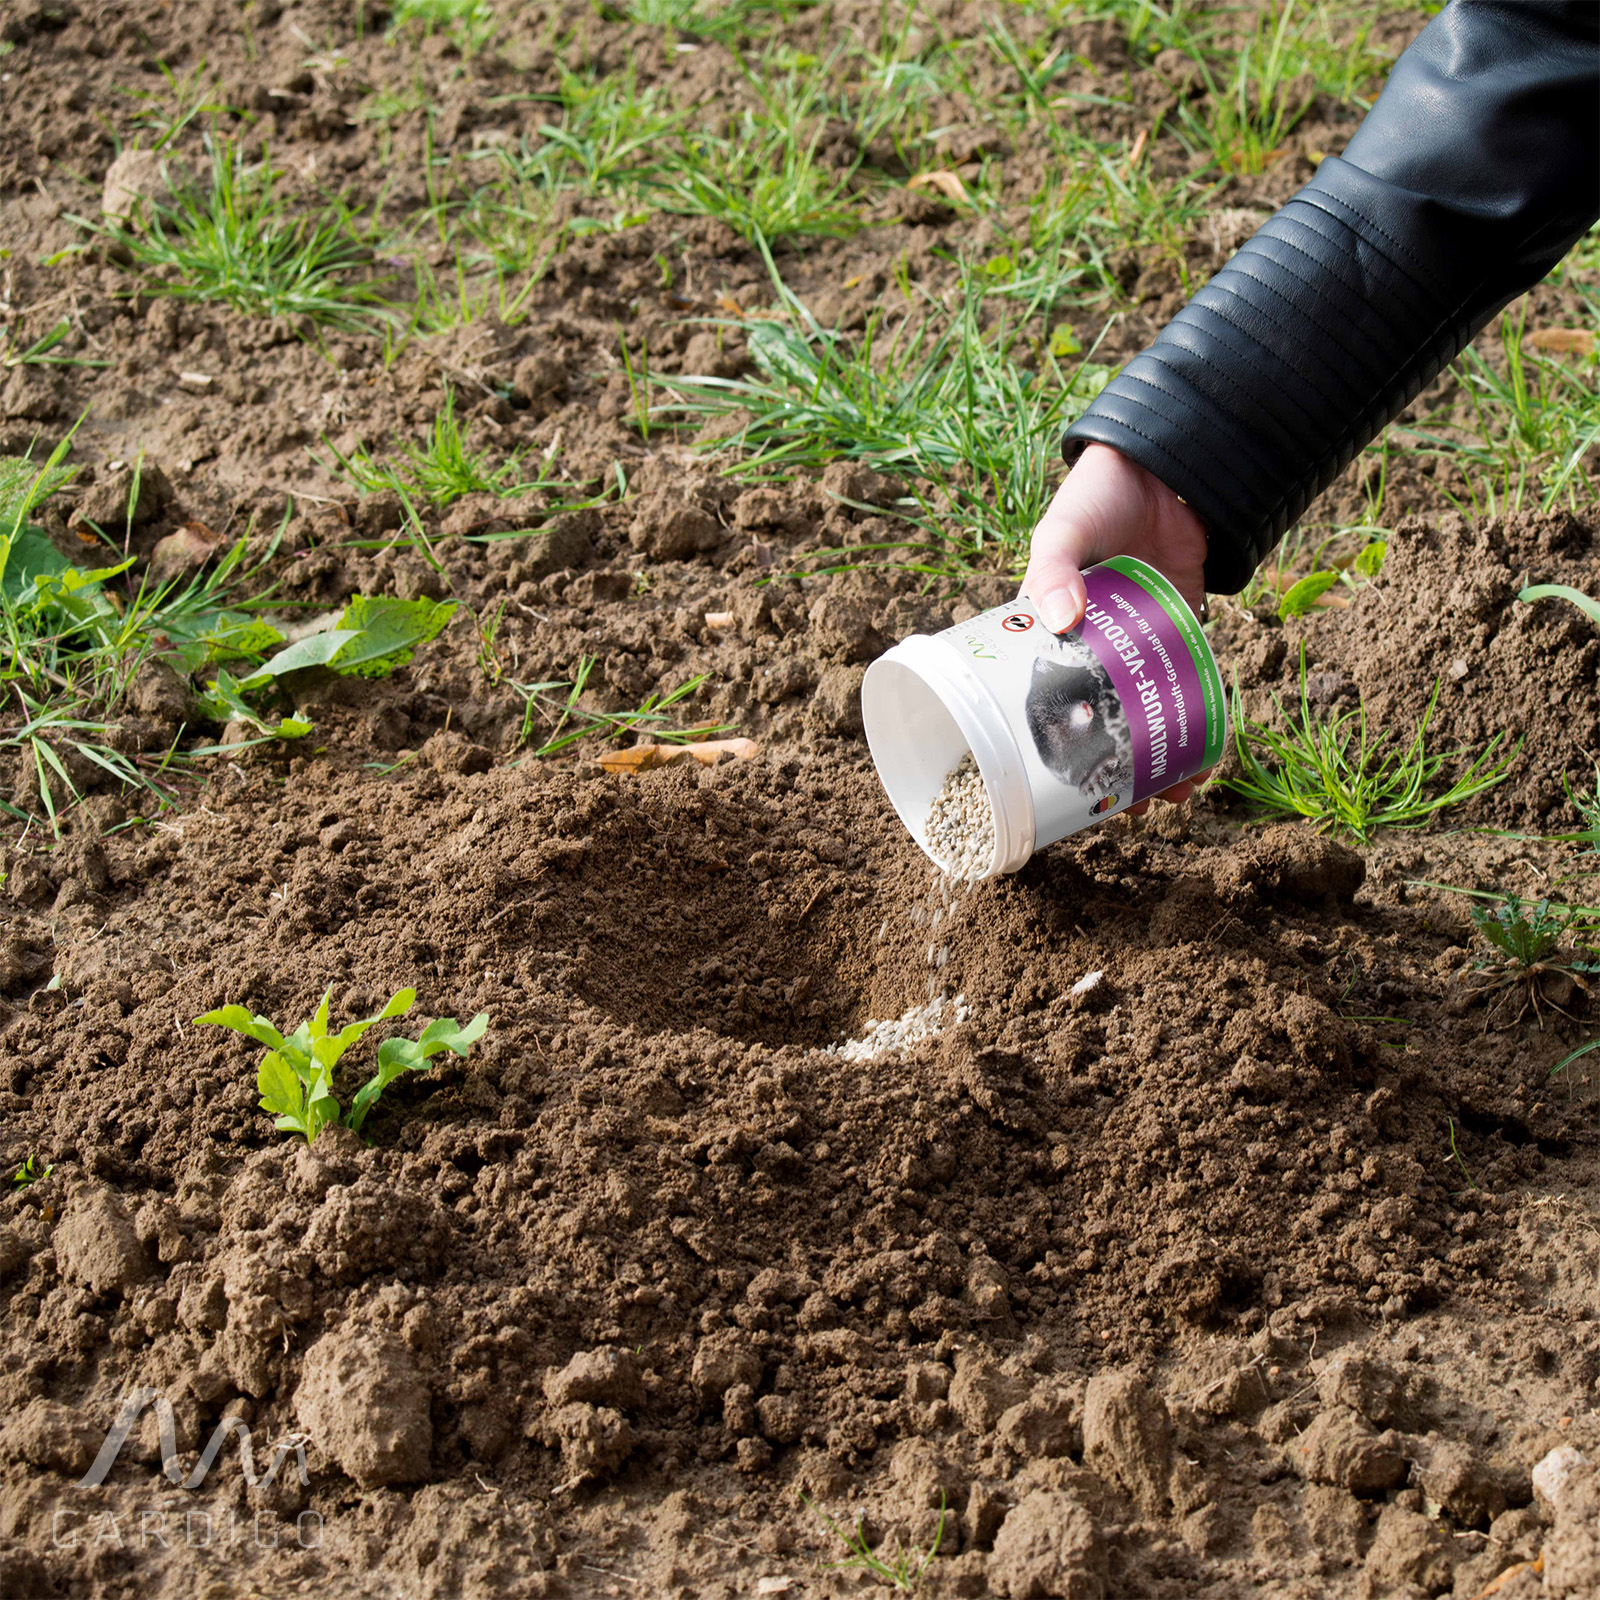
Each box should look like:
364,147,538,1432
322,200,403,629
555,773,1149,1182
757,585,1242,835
1061,158,1480,596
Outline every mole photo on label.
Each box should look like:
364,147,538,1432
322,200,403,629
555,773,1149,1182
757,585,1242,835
1024,633,1134,799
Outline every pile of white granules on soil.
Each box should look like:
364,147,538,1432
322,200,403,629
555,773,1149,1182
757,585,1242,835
820,751,992,1063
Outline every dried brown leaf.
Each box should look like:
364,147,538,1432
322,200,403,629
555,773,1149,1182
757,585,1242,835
908,170,966,202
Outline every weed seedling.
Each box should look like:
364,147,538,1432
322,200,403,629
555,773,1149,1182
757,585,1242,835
1562,760,1600,847
1445,1118,1479,1192
12,1155,52,1188
1464,894,1596,1027
1226,649,1516,842
0,436,290,826
1547,1035,1600,1104
192,593,458,743
1,321,108,371
196,988,489,1143
804,1492,947,1591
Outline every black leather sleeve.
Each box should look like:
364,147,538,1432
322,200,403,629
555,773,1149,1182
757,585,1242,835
1060,0,1600,595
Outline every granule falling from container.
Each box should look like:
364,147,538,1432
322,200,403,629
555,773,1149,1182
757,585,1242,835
817,755,995,1064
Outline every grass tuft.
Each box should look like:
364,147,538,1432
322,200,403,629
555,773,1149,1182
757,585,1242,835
665,252,1113,574
1401,304,1600,516
650,63,865,241
322,386,569,509
1226,648,1517,841
512,658,728,758
805,1493,947,1592
84,138,392,335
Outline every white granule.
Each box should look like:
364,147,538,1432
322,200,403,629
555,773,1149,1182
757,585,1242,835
823,994,970,1063
925,753,994,882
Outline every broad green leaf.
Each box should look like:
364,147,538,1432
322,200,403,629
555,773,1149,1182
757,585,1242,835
237,628,362,686
374,1036,424,1074
0,525,73,603
1518,582,1600,628
167,615,285,671
326,595,458,678
309,989,331,1041
1048,325,1082,357
194,667,314,741
348,1010,487,1133
1354,539,1386,578
195,1005,289,1053
257,1052,304,1119
326,988,416,1057
413,1011,490,1059
1278,569,1339,619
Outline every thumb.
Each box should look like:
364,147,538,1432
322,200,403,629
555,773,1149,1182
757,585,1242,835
1021,476,1104,635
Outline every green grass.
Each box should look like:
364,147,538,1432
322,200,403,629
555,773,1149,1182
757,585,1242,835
1400,304,1600,516
322,386,570,508
496,65,685,199
1,320,108,371
1226,648,1517,841
1167,0,1391,175
1563,760,1600,848
1175,4,1315,177
623,0,814,42
649,63,867,241
387,0,498,52
0,439,291,829
512,658,729,757
663,250,1113,574
806,1494,947,1592
84,138,392,336
112,59,234,151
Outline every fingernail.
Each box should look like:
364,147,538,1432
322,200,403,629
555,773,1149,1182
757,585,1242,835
1039,586,1081,634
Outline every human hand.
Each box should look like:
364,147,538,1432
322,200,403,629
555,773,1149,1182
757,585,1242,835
1020,443,1212,807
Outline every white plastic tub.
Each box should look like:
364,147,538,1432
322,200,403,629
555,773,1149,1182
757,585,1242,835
861,556,1227,879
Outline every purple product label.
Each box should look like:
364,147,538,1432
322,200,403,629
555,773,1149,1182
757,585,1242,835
936,557,1225,848
1072,567,1213,801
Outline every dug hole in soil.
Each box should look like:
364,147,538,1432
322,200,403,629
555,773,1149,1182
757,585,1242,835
1,2,1599,1599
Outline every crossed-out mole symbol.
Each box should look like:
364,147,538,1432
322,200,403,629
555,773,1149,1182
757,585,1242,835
1001,614,1034,632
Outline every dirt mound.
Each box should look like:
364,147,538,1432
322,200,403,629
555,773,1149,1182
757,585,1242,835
4,729,1596,1595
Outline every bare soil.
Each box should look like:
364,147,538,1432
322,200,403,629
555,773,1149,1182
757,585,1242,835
2,4,1599,1599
